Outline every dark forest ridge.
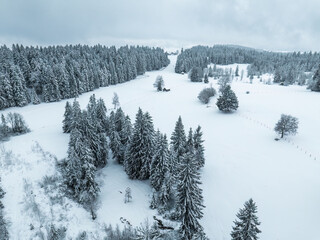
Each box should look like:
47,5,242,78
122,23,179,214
175,45,320,87
0,44,170,110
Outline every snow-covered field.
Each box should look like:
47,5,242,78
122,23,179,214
1,55,320,239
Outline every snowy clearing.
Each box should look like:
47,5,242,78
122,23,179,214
1,55,320,239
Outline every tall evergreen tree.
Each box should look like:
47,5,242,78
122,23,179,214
193,126,205,169
9,65,28,107
231,199,261,240
150,133,169,192
170,116,186,164
124,108,155,180
96,98,108,132
71,99,82,130
65,128,83,197
62,101,73,133
176,149,204,240
311,64,320,91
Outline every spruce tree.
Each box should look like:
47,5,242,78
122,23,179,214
62,101,73,133
170,116,186,164
231,199,261,240
77,141,100,205
311,64,320,91
157,171,174,211
186,128,194,151
235,65,239,77
71,99,82,130
150,133,169,192
176,149,204,240
193,126,205,168
10,65,28,107
96,98,108,132
65,128,83,197
124,108,155,180
216,85,239,112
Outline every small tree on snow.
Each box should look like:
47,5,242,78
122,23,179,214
274,114,299,138
216,85,239,112
231,198,261,240
153,75,165,91
124,187,132,203
112,92,120,109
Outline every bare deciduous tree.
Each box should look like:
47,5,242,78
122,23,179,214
274,114,299,138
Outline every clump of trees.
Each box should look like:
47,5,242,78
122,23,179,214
62,95,207,238
61,95,109,216
175,45,320,87
0,112,30,140
198,86,216,104
308,64,320,91
0,44,170,110
112,109,207,238
189,67,203,82
231,199,261,240
274,114,299,138
216,85,239,112
153,75,165,91
0,178,9,239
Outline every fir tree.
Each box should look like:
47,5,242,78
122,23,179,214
176,150,204,239
231,199,261,240
190,67,203,82
311,64,320,91
62,101,73,133
204,74,209,83
96,98,108,132
216,85,239,112
186,128,194,151
124,108,155,180
77,141,100,205
30,88,40,105
193,126,205,168
235,65,239,77
150,133,169,192
71,99,82,130
10,65,28,107
157,171,174,211
65,128,83,197
170,116,186,164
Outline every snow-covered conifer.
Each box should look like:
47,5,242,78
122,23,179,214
231,199,261,240
193,126,205,168
150,133,169,192
124,108,155,180
170,116,186,164
216,85,239,112
62,101,73,133
176,150,204,239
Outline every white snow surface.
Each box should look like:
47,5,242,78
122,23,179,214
1,55,320,239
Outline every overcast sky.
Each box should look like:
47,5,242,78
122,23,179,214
0,0,319,52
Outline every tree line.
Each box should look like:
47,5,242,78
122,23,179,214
175,45,320,85
0,44,170,110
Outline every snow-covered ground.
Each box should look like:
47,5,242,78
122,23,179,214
1,55,320,239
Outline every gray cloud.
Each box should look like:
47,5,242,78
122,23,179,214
0,0,319,51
